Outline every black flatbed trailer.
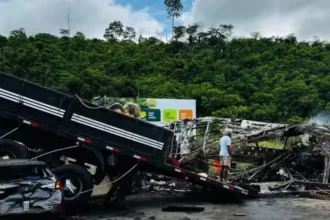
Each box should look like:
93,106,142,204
0,71,254,208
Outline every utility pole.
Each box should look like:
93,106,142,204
165,29,168,43
67,7,71,37
156,29,162,41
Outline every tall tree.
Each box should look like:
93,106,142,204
251,32,261,40
9,28,27,39
59,29,70,37
0,35,7,52
104,21,124,42
220,24,234,39
207,27,224,45
123,26,136,42
173,25,186,41
164,0,184,39
186,23,200,44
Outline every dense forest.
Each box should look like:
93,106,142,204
0,21,330,124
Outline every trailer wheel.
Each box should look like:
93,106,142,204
0,139,30,159
53,164,94,207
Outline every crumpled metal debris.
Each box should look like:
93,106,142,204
0,181,62,215
162,116,330,200
0,160,63,216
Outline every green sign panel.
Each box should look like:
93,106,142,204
163,109,177,122
146,109,161,121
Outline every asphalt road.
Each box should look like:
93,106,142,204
66,192,330,220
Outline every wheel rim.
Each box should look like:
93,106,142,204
60,175,83,200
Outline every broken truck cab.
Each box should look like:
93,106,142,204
0,159,63,217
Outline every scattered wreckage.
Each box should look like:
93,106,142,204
228,123,330,199
0,159,63,217
149,116,330,200
1,71,330,219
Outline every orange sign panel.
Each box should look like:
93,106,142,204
179,109,193,120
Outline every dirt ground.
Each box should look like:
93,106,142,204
66,192,330,220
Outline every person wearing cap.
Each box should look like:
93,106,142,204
219,129,233,183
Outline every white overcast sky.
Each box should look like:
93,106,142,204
0,0,329,41
0,0,164,38
182,0,329,41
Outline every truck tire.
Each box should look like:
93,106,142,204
53,164,94,207
0,139,30,159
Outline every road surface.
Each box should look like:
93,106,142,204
67,192,330,220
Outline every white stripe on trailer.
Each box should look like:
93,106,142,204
223,185,230,189
0,88,65,113
72,116,162,150
77,137,85,142
3,94,64,117
200,177,207,181
72,113,164,149
71,113,164,150
106,146,113,151
174,168,182,173
133,155,141,160
0,88,65,118
23,120,31,125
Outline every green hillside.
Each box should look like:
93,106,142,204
0,23,329,123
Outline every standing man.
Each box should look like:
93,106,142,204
219,129,233,183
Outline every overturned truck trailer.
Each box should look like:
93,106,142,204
0,71,253,212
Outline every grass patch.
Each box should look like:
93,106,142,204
258,141,283,149
236,162,251,170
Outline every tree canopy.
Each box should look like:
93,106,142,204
0,22,329,124
164,0,184,38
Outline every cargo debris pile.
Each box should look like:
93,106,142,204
160,116,330,200
229,124,330,199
